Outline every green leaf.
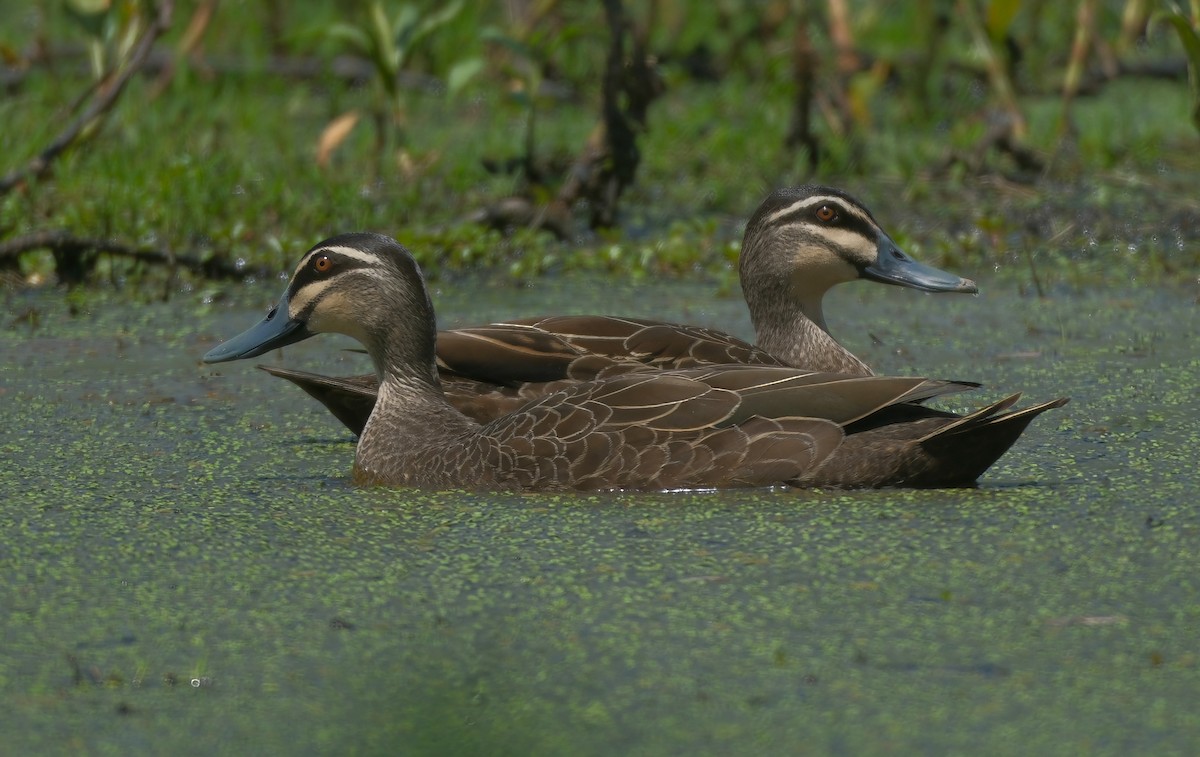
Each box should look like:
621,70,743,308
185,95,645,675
1153,9,1200,132
415,0,466,38
369,2,400,72
391,4,421,43
1156,11,1200,67
64,0,111,39
985,0,1023,42
325,23,371,56
398,0,465,61
481,25,534,61
446,57,484,96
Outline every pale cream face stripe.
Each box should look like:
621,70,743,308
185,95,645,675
295,244,388,270
759,195,881,268
760,194,877,230
792,227,875,259
288,245,390,318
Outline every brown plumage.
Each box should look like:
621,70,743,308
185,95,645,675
204,232,1067,491
260,316,785,432
262,185,983,434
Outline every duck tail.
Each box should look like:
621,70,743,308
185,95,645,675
914,395,1070,485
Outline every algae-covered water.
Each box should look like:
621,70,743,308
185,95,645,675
2,274,1198,755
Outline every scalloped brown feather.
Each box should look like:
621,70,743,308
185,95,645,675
351,367,907,490
258,346,1067,489
261,314,793,434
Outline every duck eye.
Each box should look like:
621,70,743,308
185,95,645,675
816,205,838,222
313,254,333,273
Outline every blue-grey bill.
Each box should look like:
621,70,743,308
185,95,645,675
202,292,312,363
863,235,978,294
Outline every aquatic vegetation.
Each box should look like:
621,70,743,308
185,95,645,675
0,2,1197,290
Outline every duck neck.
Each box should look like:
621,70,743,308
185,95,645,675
352,293,482,484
354,374,482,486
746,286,874,377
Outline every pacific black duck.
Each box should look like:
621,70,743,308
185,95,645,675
261,185,981,434
203,233,1067,490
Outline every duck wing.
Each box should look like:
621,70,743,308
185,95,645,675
475,366,966,491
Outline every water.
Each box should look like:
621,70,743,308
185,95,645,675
2,275,1198,754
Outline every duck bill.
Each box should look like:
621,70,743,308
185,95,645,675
203,292,312,363
862,235,978,294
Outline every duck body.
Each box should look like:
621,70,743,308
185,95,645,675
204,232,1067,491
354,366,864,491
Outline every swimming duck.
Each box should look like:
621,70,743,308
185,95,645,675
260,185,981,435
203,233,1067,490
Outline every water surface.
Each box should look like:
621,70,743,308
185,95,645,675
2,275,1197,754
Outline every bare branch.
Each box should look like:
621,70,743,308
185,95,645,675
0,230,263,283
553,0,662,230
785,0,820,168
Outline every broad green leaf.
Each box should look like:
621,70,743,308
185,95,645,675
65,0,110,13
538,24,584,56
1156,11,1200,66
400,0,465,59
325,23,372,56
416,0,466,37
369,2,399,71
986,0,1023,42
481,25,534,61
64,0,111,38
1153,9,1200,131
446,57,484,95
392,4,421,41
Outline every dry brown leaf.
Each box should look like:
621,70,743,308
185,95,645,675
316,110,360,168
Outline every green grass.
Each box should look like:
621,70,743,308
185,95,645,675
1,6,1199,291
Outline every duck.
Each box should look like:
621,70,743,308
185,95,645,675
259,185,982,435
202,232,1067,490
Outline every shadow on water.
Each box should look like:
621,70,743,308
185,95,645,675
2,275,1199,754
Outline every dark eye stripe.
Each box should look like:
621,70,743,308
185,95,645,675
768,203,878,242
294,247,388,284
296,245,385,271
287,247,389,317
761,193,875,227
